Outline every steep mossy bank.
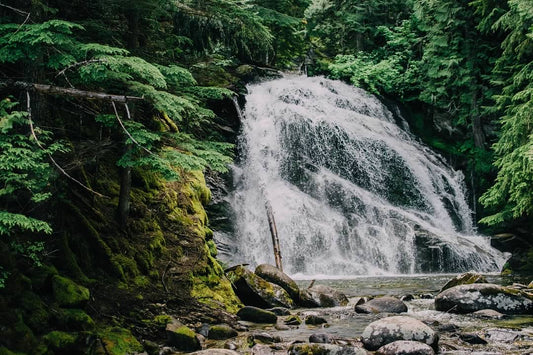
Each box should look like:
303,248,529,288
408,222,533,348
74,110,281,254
0,166,241,354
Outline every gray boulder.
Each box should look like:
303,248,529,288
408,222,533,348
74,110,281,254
300,285,349,307
361,316,438,351
355,297,407,314
439,272,487,292
226,265,294,309
255,264,300,301
207,324,238,340
435,283,533,314
237,306,277,323
376,340,435,355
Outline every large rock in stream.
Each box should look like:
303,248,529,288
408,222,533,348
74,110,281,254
299,285,349,307
255,264,300,301
226,265,294,308
435,283,533,314
361,316,438,351
439,272,487,292
355,296,407,314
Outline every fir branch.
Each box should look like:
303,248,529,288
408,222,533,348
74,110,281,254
111,101,155,156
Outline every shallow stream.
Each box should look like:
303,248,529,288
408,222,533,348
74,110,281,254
234,274,533,354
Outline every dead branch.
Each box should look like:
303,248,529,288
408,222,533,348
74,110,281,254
26,91,109,199
4,81,143,103
111,101,154,156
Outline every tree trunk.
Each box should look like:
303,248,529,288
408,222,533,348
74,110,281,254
265,200,283,271
471,90,485,149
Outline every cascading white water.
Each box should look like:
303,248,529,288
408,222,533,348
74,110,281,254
219,76,508,276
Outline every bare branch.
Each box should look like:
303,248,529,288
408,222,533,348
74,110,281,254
55,59,105,79
0,3,29,16
26,91,109,199
111,101,155,156
4,81,143,103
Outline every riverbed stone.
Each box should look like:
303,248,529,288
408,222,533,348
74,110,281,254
472,309,505,319
435,283,533,314
361,316,438,351
355,296,407,314
305,314,328,325
226,265,294,309
300,285,349,307
267,307,291,316
237,306,277,323
309,333,333,344
289,343,368,355
440,272,487,292
207,324,238,340
459,333,487,344
376,340,434,355
166,323,201,351
255,264,300,301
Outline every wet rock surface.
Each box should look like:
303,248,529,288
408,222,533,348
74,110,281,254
435,283,533,314
376,340,435,355
355,296,408,314
255,264,300,301
361,316,439,351
300,285,349,307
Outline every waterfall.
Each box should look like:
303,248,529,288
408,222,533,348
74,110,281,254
218,76,508,276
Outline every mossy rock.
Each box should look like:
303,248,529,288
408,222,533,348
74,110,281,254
52,275,90,308
284,315,302,325
440,272,487,292
54,308,95,331
0,347,18,355
208,324,238,340
20,291,50,333
96,327,143,355
42,331,79,353
165,324,201,351
226,266,294,309
236,306,277,324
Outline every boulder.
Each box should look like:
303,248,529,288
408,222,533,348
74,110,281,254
355,297,407,314
207,324,238,340
289,343,368,355
166,323,201,351
459,333,487,344
284,315,302,325
51,275,89,308
361,316,438,351
300,285,348,307
255,264,300,301
376,340,435,355
226,265,294,308
248,332,282,344
305,315,328,325
236,306,277,323
439,272,487,292
309,333,333,344
435,283,533,314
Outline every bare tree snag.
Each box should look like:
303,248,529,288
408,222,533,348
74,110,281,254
265,199,283,271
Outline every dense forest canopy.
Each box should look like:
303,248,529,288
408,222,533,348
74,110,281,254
0,0,531,278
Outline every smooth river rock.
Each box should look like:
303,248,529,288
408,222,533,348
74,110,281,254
355,296,407,314
226,265,294,309
255,264,300,301
237,306,277,323
376,340,435,355
435,283,533,314
361,316,438,351
299,285,349,307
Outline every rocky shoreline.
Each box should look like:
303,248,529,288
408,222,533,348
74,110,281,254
155,268,533,355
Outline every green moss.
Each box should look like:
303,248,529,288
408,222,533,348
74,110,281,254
110,254,140,282
55,308,95,331
166,324,200,351
52,275,90,307
42,331,78,350
98,327,143,355
153,314,172,326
